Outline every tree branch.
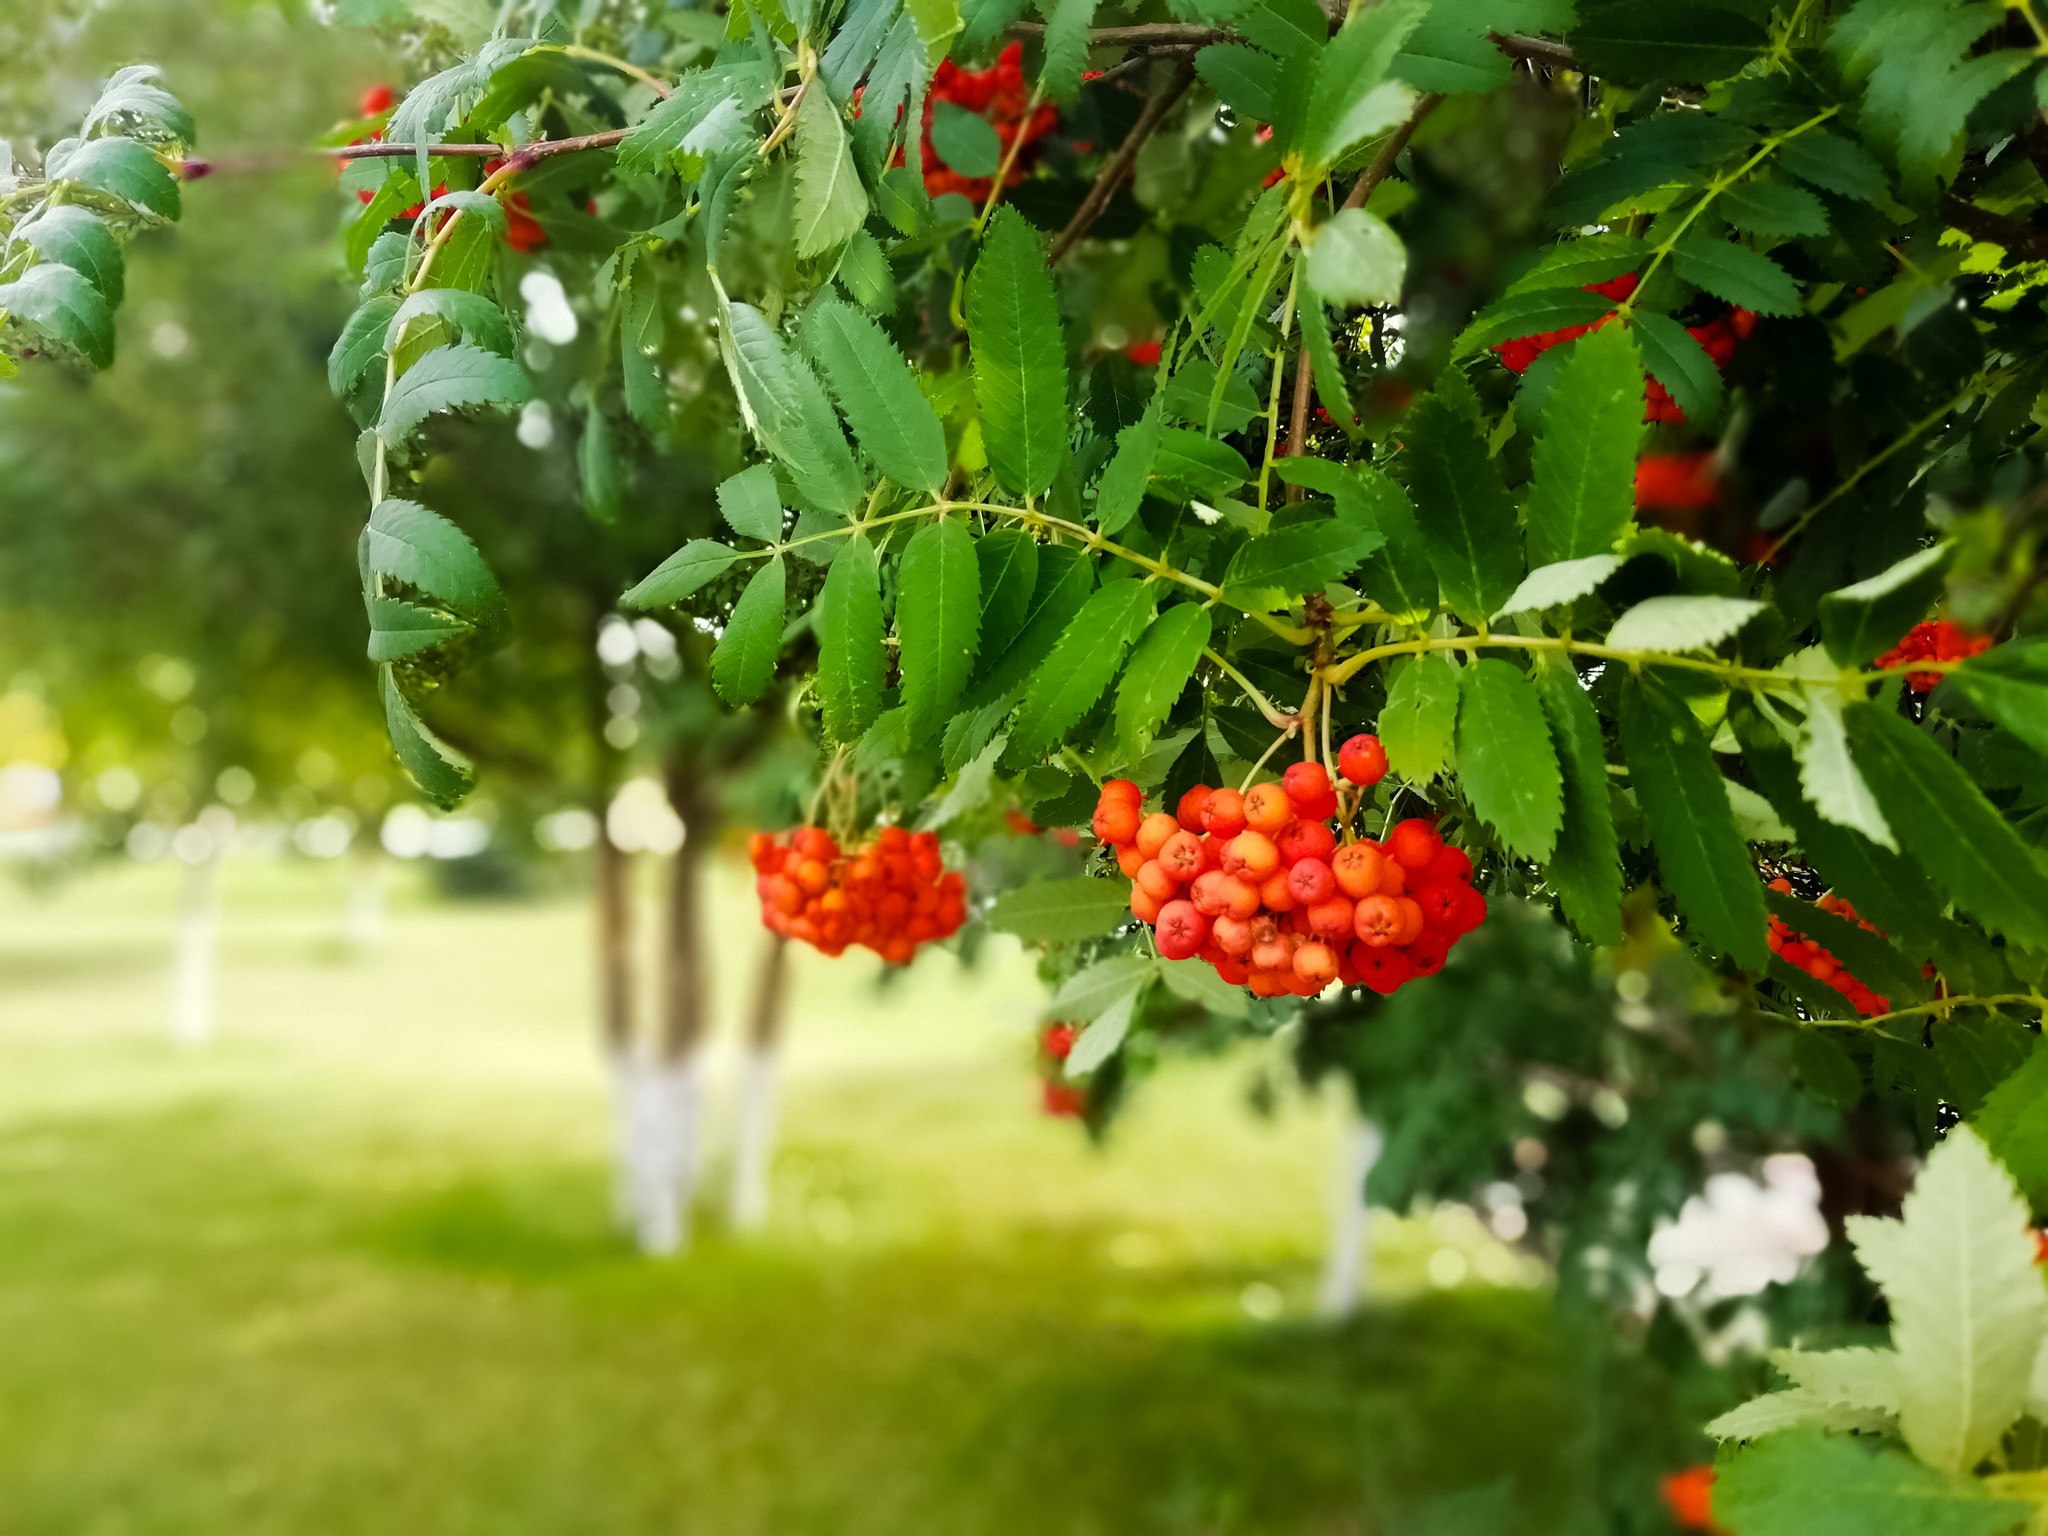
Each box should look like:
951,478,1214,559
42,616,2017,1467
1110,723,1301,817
319,127,635,168
1008,20,1573,66
1049,59,1196,264
1941,193,2048,262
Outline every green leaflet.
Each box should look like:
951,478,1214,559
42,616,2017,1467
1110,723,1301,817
1619,673,1768,968
380,665,474,810
1531,654,1623,945
1721,174,1831,239
0,264,114,369
1712,1428,2029,1536
1504,234,1647,298
616,62,776,177
970,543,1094,700
360,499,505,624
717,464,786,543
1453,287,1614,360
1115,604,1212,759
1671,238,1802,317
18,206,124,304
1494,554,1624,619
1830,0,2027,193
384,289,516,360
836,230,898,313
1294,272,1361,440
1569,2,1767,85
1304,208,1407,308
987,875,1133,942
1456,659,1562,862
1006,579,1156,765
1795,686,1897,852
1847,1127,2048,1474
377,343,531,448
974,528,1040,646
329,295,400,398
969,207,1069,499
619,270,666,432
1093,402,1161,535
579,405,623,525
897,518,983,739
46,135,180,219
1351,467,1439,620
1195,44,1277,124
1299,0,1423,170
1972,1043,2048,1208
623,540,741,609
1761,885,1927,1005
1400,387,1523,626
1778,128,1889,203
720,301,865,515
1605,595,1764,653
817,535,886,743
793,85,868,258
82,64,194,143
711,555,788,705
1379,654,1460,782
1845,701,2048,953
1522,324,1644,567
1223,514,1381,607
1037,0,1099,103
800,295,948,494
365,596,469,662
1818,544,1951,667
1947,638,2048,759
1630,312,1722,424
1047,955,1155,1024
1395,0,1574,95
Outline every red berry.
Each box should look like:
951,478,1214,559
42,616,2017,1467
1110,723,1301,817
1387,819,1440,871
1332,842,1383,899
1156,900,1208,960
1277,819,1336,866
1099,778,1143,806
1243,782,1293,835
1337,734,1388,787
360,83,395,115
1287,857,1336,906
1202,788,1247,838
1176,784,1214,832
1092,799,1140,846
1221,831,1280,881
1282,761,1331,806
1135,811,1181,858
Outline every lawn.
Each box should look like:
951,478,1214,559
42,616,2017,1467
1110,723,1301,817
0,855,1585,1534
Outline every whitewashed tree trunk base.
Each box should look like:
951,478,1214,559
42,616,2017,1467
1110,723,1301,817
729,1045,780,1230
1317,1115,1384,1319
169,851,220,1048
610,1050,702,1255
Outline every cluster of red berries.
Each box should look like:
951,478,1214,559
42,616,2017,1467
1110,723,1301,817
911,43,1060,200
1765,879,1889,1017
749,825,967,964
1874,618,1991,693
1038,1024,1086,1117
1091,736,1487,998
1634,450,1719,514
1659,1465,1716,1531
1493,273,1757,424
350,86,549,253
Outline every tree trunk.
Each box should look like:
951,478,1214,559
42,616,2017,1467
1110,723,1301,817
169,840,221,1048
1317,1109,1384,1319
730,935,790,1230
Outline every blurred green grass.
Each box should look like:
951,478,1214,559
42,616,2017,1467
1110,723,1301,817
0,858,1584,1534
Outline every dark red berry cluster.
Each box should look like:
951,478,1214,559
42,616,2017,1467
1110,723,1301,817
1037,1024,1085,1117
1873,619,1990,693
1091,736,1486,998
1492,273,1756,423
1634,451,1719,513
1765,879,1889,1017
750,826,967,964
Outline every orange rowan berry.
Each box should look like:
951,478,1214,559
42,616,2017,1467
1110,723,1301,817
1212,914,1255,955
1294,941,1339,986
1176,785,1214,832
1276,818,1335,866
1288,857,1336,906
1221,830,1280,880
1282,761,1331,806
1338,733,1388,787
1387,819,1440,871
1157,830,1207,882
1244,782,1293,834
1130,882,1165,924
1355,895,1403,947
1156,899,1208,960
1100,778,1143,806
1135,811,1181,858
1093,799,1141,846
1202,788,1248,838
1137,860,1179,903
1260,870,1298,912
1116,843,1148,878
1306,895,1355,942
1332,842,1383,898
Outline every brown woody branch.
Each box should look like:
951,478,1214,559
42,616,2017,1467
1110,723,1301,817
1008,21,1575,67
1941,194,2048,262
1049,59,1197,264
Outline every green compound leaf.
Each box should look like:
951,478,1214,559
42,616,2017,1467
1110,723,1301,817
1223,515,1381,607
1972,1042,2048,1209
623,540,741,609
1378,653,1460,783
17,206,124,304
1845,701,2048,953
968,207,1069,499
0,263,114,369
1712,1428,2030,1536
711,554,788,706
1671,238,1803,317
1454,286,1614,360
1522,323,1644,567
329,294,400,398
793,84,869,258
1531,654,1623,945
379,666,474,809
1351,467,1439,620
361,499,505,624
1848,1127,2048,1474
1605,594,1765,653
1299,0,1424,170
385,288,517,359
1619,672,1768,968
800,294,948,494
1569,1,1767,85
1721,174,1831,239
1778,128,1888,203
974,529,1040,648
1495,554,1624,618
816,534,887,744
1094,402,1161,535
897,518,983,740
377,342,530,448
580,405,623,526
720,300,866,516
1006,578,1155,765
1400,386,1523,626
989,875,1133,942
1456,659,1563,862
1115,604,1212,760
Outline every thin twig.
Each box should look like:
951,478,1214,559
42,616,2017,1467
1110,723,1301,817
1049,59,1196,263
1009,20,1573,65
323,127,633,165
